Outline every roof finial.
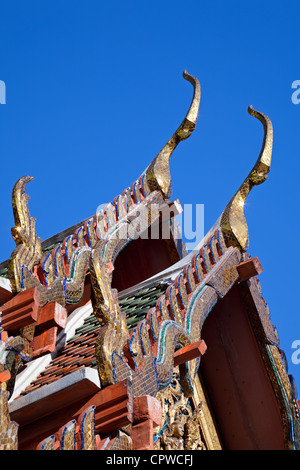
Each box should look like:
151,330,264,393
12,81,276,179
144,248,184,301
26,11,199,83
8,176,42,293
145,70,201,199
220,106,273,252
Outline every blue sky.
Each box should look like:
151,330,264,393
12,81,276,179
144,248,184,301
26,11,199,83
0,1,300,391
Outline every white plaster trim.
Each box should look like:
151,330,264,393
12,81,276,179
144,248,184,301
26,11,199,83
64,301,93,342
9,354,52,401
9,367,100,413
0,276,12,292
9,301,94,402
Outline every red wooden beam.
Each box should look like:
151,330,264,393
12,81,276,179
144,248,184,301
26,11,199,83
133,395,162,427
174,340,207,366
0,286,13,305
0,369,11,383
0,331,8,342
35,302,67,333
131,420,154,450
237,256,263,282
73,379,133,435
132,395,162,450
1,287,40,334
31,327,58,357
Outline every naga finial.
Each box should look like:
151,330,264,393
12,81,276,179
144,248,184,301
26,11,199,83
8,176,42,293
220,106,273,252
145,70,201,199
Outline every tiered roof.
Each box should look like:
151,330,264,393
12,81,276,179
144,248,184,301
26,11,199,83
17,282,169,396
0,71,299,451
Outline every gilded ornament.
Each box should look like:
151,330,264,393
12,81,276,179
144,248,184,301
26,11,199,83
0,382,18,450
220,106,273,252
154,375,206,450
8,176,42,293
145,70,201,199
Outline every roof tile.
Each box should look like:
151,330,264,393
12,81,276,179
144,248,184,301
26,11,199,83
18,282,169,397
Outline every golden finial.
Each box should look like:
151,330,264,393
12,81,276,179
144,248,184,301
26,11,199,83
220,106,273,252
145,70,201,199
8,176,42,293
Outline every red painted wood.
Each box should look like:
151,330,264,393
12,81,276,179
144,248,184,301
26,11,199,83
237,257,263,282
173,340,207,366
1,287,40,333
200,284,285,450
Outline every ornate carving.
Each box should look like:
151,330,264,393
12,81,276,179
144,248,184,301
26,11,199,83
77,406,98,450
185,403,207,450
8,176,42,294
4,76,289,452
161,414,186,450
0,382,18,450
4,173,242,404
145,70,201,199
4,72,203,399
220,106,273,252
38,405,98,450
57,420,76,450
107,233,241,399
154,375,206,450
0,333,33,398
90,240,130,387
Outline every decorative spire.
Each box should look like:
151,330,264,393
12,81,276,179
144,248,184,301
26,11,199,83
220,106,273,252
145,70,201,199
8,176,42,293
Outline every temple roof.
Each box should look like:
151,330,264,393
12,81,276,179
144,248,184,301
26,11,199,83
15,281,169,398
1,71,299,451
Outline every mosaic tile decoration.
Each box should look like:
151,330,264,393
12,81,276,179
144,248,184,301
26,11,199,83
58,420,76,450
78,405,97,450
112,353,159,398
153,374,194,450
155,321,191,391
7,176,42,294
0,382,18,450
145,70,200,199
5,74,271,404
5,171,154,309
239,276,279,346
4,166,171,393
1,73,200,386
89,191,181,388
105,430,133,451
220,106,273,252
37,435,55,450
6,72,200,312
18,228,239,401
110,230,240,398
38,405,99,450
18,284,168,397
205,247,240,298
0,334,33,399
4,71,295,451
37,415,133,451
237,276,300,450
